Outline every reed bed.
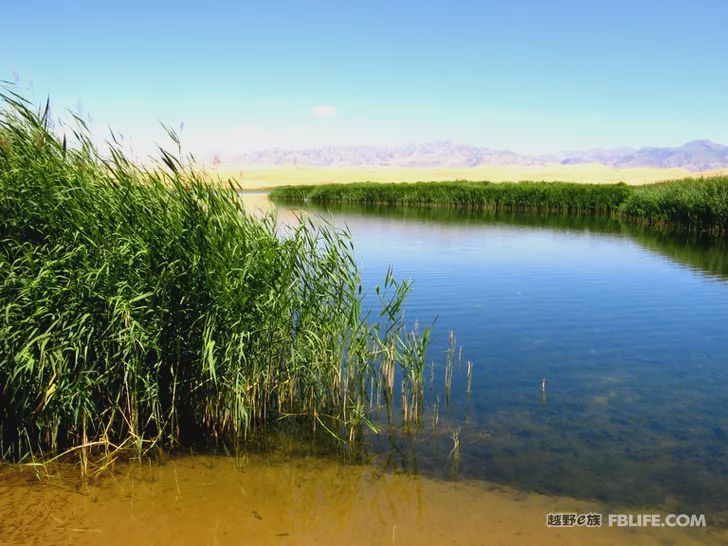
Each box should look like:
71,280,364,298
621,177,728,234
272,181,630,214
271,178,728,234
0,92,431,465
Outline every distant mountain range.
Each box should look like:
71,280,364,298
231,140,728,172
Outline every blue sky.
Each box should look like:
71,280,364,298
3,0,728,158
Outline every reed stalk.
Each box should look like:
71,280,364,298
0,91,432,464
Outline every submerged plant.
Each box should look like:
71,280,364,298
0,91,431,465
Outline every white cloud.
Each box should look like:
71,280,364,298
311,105,337,118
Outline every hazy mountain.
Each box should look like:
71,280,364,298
559,140,728,171
234,142,545,168
231,140,728,172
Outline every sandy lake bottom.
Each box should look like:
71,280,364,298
1,454,725,546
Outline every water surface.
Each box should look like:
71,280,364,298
269,198,728,520
1,454,723,545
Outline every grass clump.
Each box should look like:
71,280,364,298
0,92,429,465
271,178,728,234
271,181,631,214
621,177,728,234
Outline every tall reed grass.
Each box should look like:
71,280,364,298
271,178,728,234
0,92,429,465
271,181,632,213
621,177,728,234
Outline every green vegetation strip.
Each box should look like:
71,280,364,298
0,93,429,465
270,179,728,234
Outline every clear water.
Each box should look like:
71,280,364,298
5,454,720,545
271,199,728,518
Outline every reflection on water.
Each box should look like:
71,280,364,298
1,454,724,545
295,202,728,281
265,196,728,521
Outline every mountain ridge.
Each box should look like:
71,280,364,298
229,140,728,172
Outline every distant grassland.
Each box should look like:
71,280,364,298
270,178,728,234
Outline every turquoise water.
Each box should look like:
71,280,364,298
269,199,728,518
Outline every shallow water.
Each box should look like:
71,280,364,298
1,454,724,545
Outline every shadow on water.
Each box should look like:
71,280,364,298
298,201,728,281
265,197,728,524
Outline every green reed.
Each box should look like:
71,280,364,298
271,178,728,234
621,177,728,235
271,180,632,213
0,91,430,466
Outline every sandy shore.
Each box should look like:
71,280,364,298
0,455,725,545
216,163,728,190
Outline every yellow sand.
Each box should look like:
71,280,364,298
215,163,728,190
0,455,724,545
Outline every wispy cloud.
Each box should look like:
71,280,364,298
311,105,337,118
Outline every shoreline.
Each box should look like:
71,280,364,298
269,179,728,235
1,454,725,545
